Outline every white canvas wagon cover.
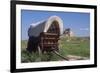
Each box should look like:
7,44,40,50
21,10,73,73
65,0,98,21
28,16,63,37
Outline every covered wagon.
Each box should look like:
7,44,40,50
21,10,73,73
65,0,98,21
27,16,63,53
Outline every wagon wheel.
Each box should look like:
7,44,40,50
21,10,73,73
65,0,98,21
36,45,42,61
38,45,42,56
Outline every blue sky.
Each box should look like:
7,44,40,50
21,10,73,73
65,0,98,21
21,10,90,40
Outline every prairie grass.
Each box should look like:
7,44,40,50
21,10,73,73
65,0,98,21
21,37,90,62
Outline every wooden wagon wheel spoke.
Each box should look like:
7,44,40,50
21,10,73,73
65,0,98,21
37,45,42,61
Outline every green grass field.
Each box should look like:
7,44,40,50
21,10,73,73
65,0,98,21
21,36,90,63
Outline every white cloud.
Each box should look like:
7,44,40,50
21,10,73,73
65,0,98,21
80,28,89,31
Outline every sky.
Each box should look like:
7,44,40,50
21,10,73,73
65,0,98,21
21,10,90,40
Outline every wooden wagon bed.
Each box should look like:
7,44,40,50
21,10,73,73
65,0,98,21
39,32,60,52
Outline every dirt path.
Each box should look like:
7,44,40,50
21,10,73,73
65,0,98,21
61,55,88,61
